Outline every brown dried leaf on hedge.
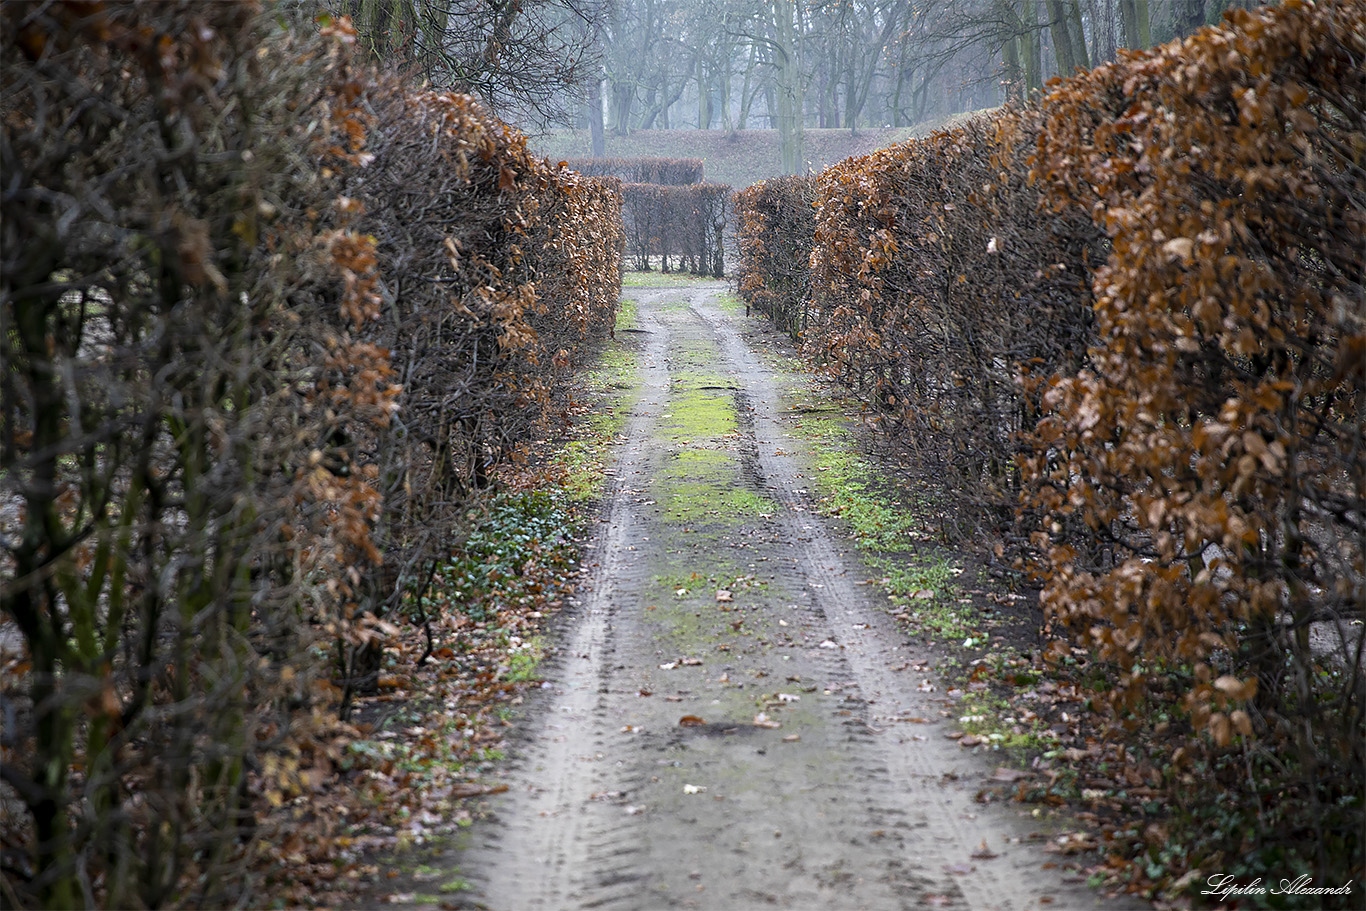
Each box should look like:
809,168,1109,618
329,80,623,701
0,5,625,907
1024,0,1364,763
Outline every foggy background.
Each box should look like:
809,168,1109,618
328,0,1264,173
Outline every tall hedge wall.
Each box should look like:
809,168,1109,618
562,156,706,186
733,176,817,338
0,4,623,907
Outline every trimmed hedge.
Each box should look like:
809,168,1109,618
344,85,623,697
733,176,817,338
0,5,623,907
738,113,1101,538
1,6,389,907
621,183,729,277
1025,0,1363,771
562,156,705,186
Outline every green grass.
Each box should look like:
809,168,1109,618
621,270,718,287
553,340,638,501
668,389,737,438
783,407,982,643
713,292,746,315
792,413,921,550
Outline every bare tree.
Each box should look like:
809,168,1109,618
334,0,610,124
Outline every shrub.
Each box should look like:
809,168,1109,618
738,0,1364,891
1023,0,1364,862
562,156,705,185
0,5,390,906
733,176,817,339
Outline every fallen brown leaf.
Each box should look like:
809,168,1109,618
450,783,509,799
971,839,999,860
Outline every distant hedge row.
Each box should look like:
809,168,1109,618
562,156,705,186
734,176,817,338
737,0,1363,889
621,183,729,277
0,4,622,908
565,157,730,275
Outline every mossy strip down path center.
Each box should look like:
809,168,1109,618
436,283,1140,911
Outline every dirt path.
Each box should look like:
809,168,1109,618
430,283,1143,911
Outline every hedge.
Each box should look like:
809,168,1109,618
562,156,705,186
733,176,817,337
621,183,729,277
1025,0,1363,795
336,84,622,705
738,112,1102,539
0,5,623,907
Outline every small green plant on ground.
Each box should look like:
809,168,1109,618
412,490,581,625
504,636,547,682
621,268,719,287
781,405,983,646
712,292,746,315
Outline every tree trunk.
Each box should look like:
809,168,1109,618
736,43,760,129
1046,0,1089,74
1046,0,1077,75
1066,0,1090,69
1172,0,1205,38
611,80,634,134
891,41,908,126
1023,0,1043,94
773,0,805,174
696,54,712,129
589,76,605,155
1089,0,1117,63
719,46,734,131
1119,0,1150,48
1002,26,1023,103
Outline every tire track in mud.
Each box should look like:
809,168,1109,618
443,284,1144,911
